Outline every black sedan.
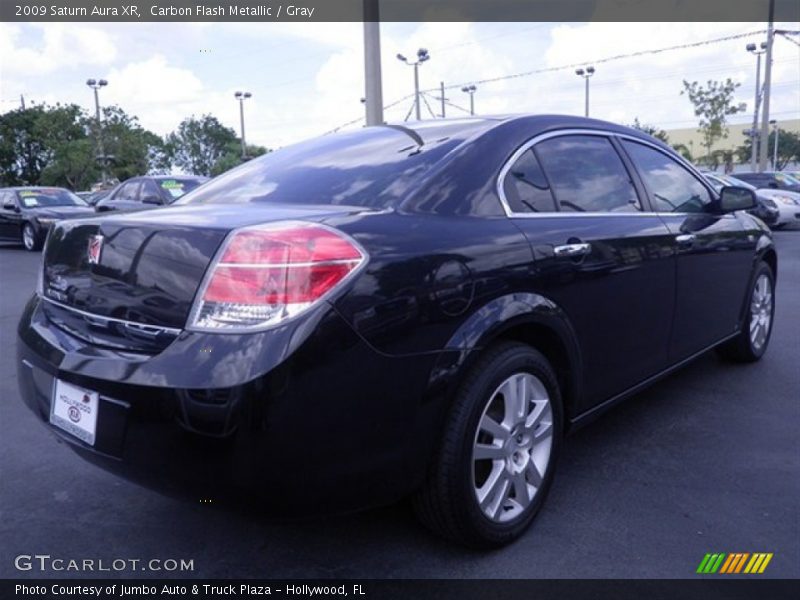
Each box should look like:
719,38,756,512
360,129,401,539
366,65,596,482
734,171,800,193
94,175,208,213
0,187,95,251
17,116,776,547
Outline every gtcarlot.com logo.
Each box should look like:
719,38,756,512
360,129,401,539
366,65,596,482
696,552,773,574
14,554,194,572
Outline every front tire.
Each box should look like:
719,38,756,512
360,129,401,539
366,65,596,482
413,342,563,547
22,223,42,251
717,261,775,362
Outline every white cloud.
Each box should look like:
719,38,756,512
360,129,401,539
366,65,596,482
0,23,117,75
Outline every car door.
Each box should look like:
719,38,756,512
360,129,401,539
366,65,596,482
619,139,755,361
501,131,676,410
0,191,23,240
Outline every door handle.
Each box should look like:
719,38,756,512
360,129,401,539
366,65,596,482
553,242,591,258
675,234,696,246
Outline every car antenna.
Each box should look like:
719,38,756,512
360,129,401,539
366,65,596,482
380,124,425,151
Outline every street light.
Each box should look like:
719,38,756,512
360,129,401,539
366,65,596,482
769,119,778,170
461,85,477,116
86,78,109,186
234,91,252,159
397,48,430,121
746,41,768,170
575,66,595,117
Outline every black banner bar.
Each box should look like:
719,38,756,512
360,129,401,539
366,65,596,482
2,0,799,23
3,579,800,600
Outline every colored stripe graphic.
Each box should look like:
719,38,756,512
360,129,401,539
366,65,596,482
701,552,774,574
697,553,727,573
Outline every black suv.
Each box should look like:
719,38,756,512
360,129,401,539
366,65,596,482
17,116,776,547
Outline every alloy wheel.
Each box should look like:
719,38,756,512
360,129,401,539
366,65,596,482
750,273,773,351
22,225,35,251
471,372,553,523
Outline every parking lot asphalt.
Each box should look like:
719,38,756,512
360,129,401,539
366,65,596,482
1,227,798,580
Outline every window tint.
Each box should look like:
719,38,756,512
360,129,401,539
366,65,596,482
534,135,641,212
503,149,557,213
115,181,141,202
623,141,711,213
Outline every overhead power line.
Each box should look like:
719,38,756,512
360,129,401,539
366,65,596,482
325,29,774,135
428,29,770,93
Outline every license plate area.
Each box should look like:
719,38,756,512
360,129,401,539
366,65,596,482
50,379,99,445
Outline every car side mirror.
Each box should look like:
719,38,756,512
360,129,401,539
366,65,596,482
2,201,15,210
141,195,163,205
719,186,756,213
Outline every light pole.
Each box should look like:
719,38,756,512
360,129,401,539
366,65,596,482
86,78,108,186
746,42,768,170
397,48,430,121
461,85,477,116
770,119,778,170
234,91,252,159
575,66,595,117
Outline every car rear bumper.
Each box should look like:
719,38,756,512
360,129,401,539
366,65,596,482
17,295,452,513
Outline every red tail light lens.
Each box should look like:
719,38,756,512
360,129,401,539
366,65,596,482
187,222,365,331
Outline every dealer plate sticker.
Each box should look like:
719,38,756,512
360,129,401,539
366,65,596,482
50,379,99,446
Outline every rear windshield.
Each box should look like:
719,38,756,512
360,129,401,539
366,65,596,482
176,128,459,209
158,178,205,200
18,189,87,208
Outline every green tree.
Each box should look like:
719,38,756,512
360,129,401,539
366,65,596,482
681,78,744,164
209,142,271,176
735,128,800,170
0,103,84,186
165,115,239,176
99,105,165,181
671,143,694,162
630,118,670,143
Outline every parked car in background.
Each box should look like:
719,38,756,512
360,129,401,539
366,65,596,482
734,171,800,193
83,187,117,206
0,187,95,251
95,175,208,213
703,173,783,228
76,191,94,202
17,116,776,547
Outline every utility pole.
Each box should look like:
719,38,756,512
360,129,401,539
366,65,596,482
363,0,383,126
440,81,446,118
575,67,595,117
397,48,430,121
86,78,109,186
747,42,768,171
758,0,775,171
234,91,252,159
20,94,25,109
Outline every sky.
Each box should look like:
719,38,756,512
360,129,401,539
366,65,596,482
0,21,798,150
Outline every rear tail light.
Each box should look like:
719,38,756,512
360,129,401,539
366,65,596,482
187,221,366,332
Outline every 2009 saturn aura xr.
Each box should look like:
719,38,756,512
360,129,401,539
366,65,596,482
17,115,776,547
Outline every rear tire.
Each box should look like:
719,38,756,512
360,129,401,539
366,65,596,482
22,223,42,251
412,342,563,548
717,261,775,362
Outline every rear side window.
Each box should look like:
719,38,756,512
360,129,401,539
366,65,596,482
114,181,141,202
503,149,557,213
622,141,711,213
535,135,641,213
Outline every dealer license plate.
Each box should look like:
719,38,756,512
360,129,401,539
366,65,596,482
50,379,99,446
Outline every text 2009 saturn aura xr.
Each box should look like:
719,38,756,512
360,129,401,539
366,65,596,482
17,115,776,547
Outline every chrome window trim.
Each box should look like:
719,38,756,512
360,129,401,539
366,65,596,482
496,128,717,219
41,296,183,336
